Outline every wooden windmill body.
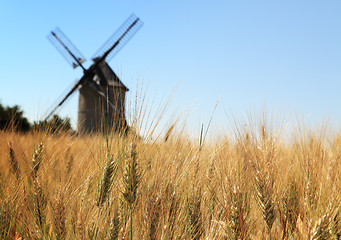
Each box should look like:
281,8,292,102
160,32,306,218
45,14,142,133
77,61,128,133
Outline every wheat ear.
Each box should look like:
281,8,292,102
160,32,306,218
53,190,66,239
32,142,44,179
109,208,120,240
186,188,203,240
96,154,117,206
144,190,161,240
228,184,252,240
122,141,140,240
278,180,300,238
7,142,20,180
255,170,275,239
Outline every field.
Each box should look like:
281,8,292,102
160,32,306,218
0,119,341,239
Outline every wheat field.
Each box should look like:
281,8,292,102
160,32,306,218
0,118,341,239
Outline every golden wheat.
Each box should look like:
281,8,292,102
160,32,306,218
0,117,340,239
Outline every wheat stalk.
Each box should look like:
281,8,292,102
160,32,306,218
164,183,181,239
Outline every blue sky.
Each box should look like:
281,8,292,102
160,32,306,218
1,1,341,138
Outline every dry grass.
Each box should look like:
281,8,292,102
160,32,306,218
0,118,341,240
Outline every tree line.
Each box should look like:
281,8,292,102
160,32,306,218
0,102,72,133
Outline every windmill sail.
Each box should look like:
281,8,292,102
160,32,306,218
92,14,143,62
48,27,86,70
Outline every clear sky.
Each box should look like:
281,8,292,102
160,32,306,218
1,1,341,138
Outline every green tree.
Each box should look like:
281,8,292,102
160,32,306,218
34,114,72,134
0,103,31,132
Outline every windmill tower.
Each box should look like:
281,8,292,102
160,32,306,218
46,14,143,133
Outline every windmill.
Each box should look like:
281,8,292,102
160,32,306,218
46,14,143,133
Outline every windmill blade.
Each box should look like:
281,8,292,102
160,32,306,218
92,14,143,62
45,71,95,121
45,81,80,121
48,27,86,70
